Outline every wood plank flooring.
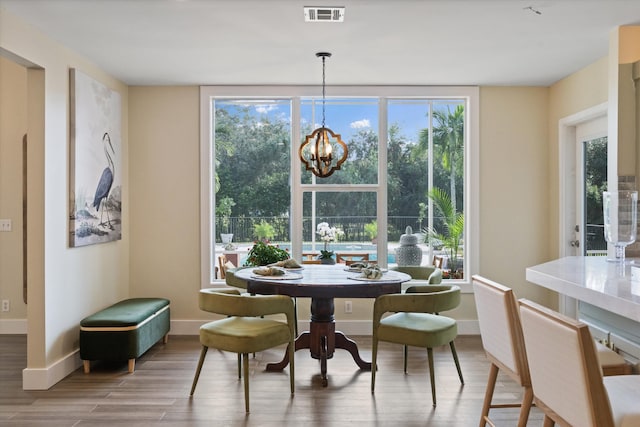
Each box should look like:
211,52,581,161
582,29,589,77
0,334,543,426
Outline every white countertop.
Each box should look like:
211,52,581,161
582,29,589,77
526,256,640,322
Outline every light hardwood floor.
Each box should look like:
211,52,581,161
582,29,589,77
0,334,543,426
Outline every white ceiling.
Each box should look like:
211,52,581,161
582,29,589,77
1,0,639,87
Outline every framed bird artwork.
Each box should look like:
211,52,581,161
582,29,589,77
69,68,122,247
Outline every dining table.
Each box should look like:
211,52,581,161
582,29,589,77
234,264,411,386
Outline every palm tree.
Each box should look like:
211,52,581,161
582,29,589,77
417,105,465,209
432,105,464,212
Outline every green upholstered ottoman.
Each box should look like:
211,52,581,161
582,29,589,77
80,298,170,373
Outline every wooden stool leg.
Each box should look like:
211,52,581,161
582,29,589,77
518,386,534,427
479,363,498,427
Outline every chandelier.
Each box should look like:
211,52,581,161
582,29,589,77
299,52,348,178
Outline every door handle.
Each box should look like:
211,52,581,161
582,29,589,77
570,240,580,247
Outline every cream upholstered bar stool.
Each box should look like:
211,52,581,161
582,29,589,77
519,299,640,427
189,288,296,413
472,275,533,427
472,275,632,427
371,285,464,406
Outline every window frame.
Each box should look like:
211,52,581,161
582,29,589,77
200,86,479,292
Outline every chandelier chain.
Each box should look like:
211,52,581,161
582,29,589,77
321,54,326,128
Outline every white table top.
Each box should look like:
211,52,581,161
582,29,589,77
526,256,640,322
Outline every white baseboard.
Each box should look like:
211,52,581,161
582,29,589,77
0,318,28,334
22,349,81,390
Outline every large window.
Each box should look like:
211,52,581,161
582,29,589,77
387,100,465,278
200,86,478,291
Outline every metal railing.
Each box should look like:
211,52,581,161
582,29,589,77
216,216,433,243
586,224,607,253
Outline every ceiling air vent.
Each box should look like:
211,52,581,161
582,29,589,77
304,6,345,22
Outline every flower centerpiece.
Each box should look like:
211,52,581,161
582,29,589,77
316,222,344,264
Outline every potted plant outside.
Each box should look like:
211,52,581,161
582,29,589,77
316,222,344,264
254,220,275,242
244,240,289,266
364,220,377,244
422,187,464,278
217,196,236,246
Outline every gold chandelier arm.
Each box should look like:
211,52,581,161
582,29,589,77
299,127,348,178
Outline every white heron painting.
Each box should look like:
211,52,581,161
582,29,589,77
69,68,122,247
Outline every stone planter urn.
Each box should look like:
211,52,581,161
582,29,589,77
395,226,422,266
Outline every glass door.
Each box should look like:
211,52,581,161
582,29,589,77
574,114,607,257
581,136,607,256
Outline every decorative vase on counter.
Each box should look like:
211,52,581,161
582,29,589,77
320,257,336,265
395,226,422,266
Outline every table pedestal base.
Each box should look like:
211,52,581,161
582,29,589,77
266,297,370,386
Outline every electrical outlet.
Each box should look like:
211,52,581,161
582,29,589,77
0,219,11,232
344,300,352,313
1,300,9,312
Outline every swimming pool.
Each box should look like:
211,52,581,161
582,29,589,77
224,242,398,265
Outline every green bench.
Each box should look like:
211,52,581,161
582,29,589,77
80,298,170,373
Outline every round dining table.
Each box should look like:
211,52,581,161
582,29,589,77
234,264,411,386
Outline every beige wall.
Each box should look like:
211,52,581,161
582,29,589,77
547,56,609,260
128,86,201,320
1,7,130,389
0,56,28,321
478,87,552,306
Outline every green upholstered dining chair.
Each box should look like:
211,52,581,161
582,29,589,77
371,284,464,406
390,266,443,284
224,267,249,290
189,288,296,413
390,266,444,364
226,266,299,336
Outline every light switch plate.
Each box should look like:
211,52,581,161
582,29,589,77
0,219,11,232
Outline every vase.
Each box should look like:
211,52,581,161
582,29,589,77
395,226,422,266
603,190,637,263
320,258,336,265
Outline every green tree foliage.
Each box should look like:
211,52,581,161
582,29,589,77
418,104,465,211
215,104,291,218
585,137,607,225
